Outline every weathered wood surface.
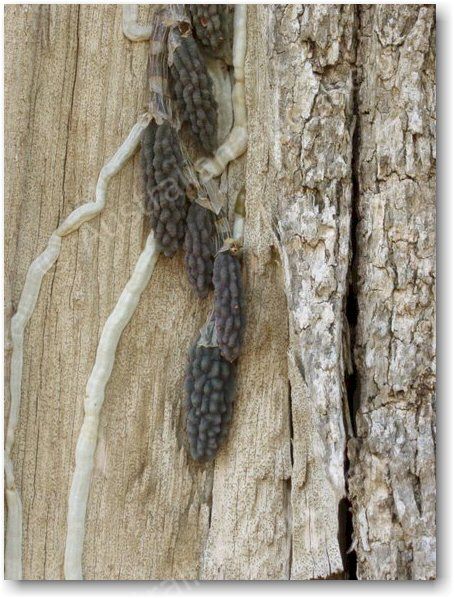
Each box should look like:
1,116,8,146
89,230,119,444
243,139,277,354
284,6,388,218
4,4,436,580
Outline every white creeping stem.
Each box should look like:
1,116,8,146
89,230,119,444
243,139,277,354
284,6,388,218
4,113,151,580
64,232,159,580
122,4,153,42
233,214,245,243
205,56,233,145
232,191,246,243
5,234,61,580
196,5,248,181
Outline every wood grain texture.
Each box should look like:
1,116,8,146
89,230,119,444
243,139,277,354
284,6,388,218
4,4,436,580
4,5,289,580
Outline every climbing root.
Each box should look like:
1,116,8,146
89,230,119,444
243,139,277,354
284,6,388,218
5,113,151,580
64,232,159,580
122,4,153,42
196,5,248,180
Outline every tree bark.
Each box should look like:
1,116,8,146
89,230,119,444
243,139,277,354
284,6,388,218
4,4,436,580
348,5,436,580
266,4,356,579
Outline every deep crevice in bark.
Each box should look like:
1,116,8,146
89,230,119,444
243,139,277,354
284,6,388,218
345,128,360,438
288,381,294,468
339,5,362,580
346,5,361,439
287,381,294,579
337,497,357,580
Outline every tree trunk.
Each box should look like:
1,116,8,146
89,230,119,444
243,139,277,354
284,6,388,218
348,5,436,580
4,4,436,580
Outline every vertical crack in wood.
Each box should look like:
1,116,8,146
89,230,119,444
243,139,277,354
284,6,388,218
287,381,294,579
61,6,80,222
340,4,361,580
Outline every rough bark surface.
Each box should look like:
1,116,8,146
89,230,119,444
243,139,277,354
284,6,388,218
4,5,436,580
268,4,356,579
348,5,436,580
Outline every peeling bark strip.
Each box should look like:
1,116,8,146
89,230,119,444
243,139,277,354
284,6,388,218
348,5,436,580
5,5,435,580
270,4,356,579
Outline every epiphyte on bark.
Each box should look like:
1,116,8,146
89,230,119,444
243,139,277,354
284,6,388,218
189,4,233,59
184,201,215,297
185,337,235,461
141,121,188,257
170,36,218,154
213,245,244,362
194,5,247,180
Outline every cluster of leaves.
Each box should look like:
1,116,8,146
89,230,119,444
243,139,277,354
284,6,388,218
184,202,216,298
141,11,244,462
141,122,188,257
185,341,234,461
170,36,218,154
213,250,244,362
189,4,231,54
